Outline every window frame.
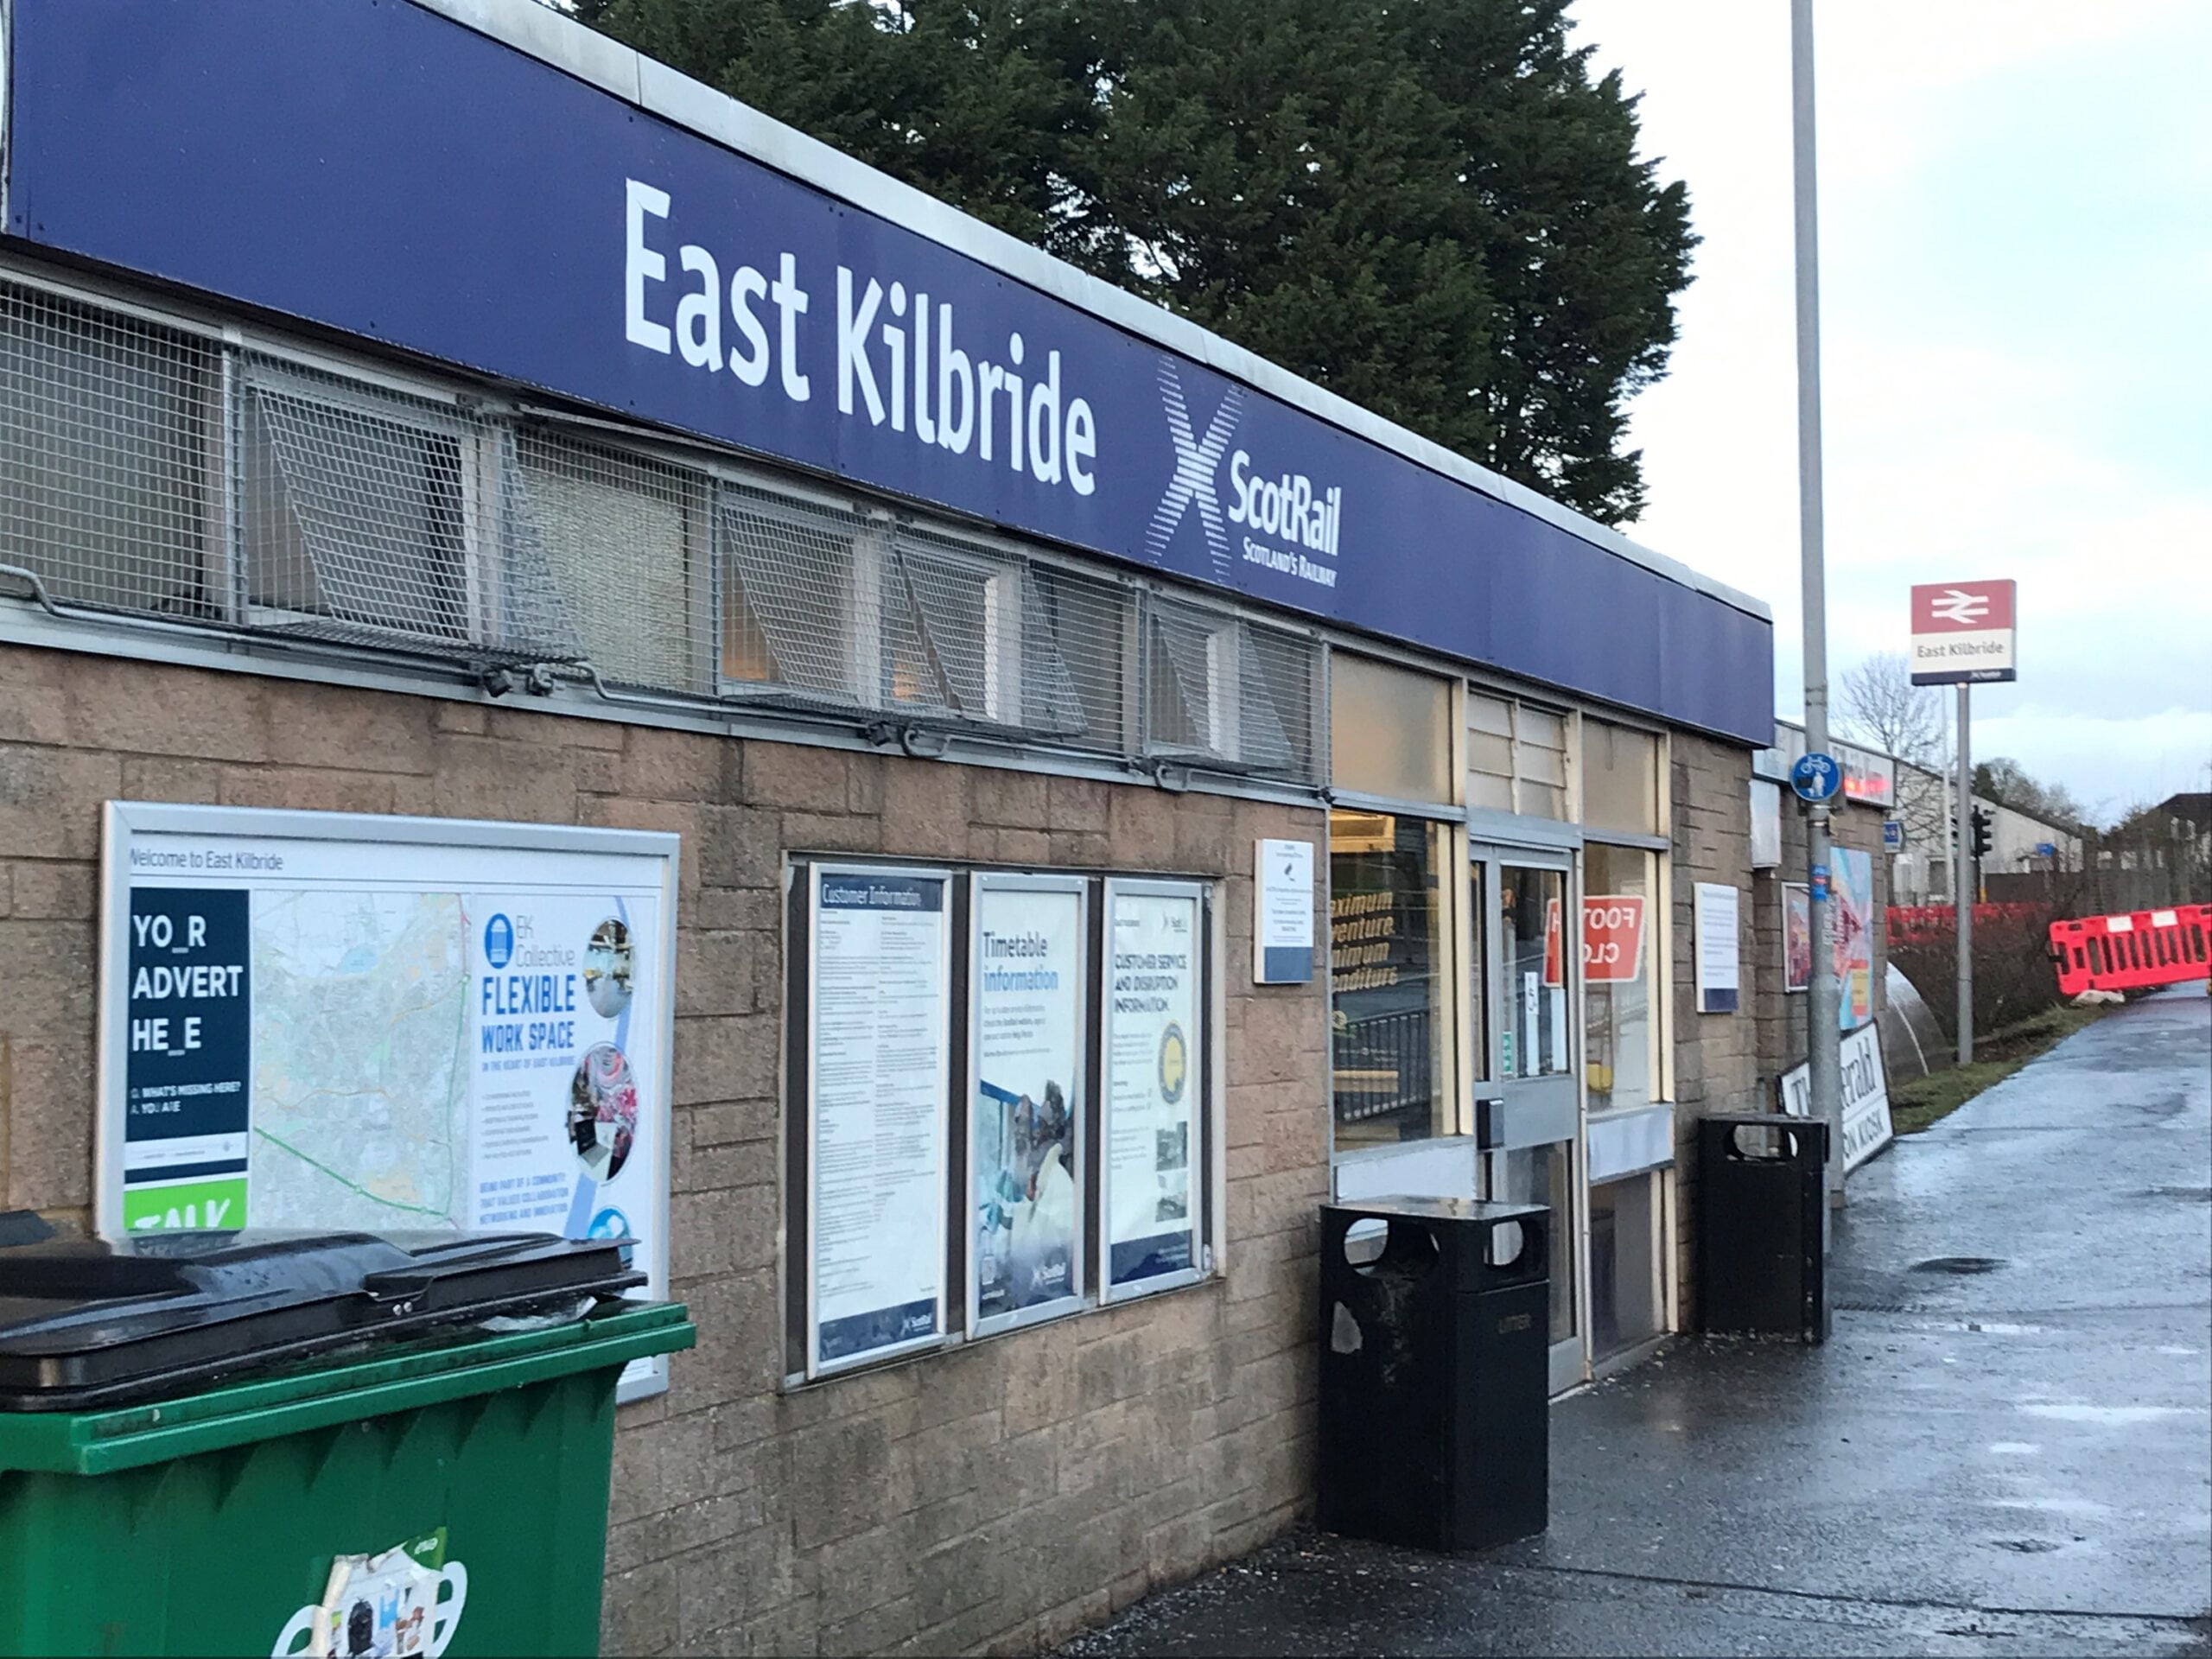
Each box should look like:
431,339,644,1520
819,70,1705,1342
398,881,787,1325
0,261,1325,784
1326,806,1463,1153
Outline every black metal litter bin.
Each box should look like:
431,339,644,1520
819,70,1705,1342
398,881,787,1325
1318,1198,1548,1552
1698,1114,1830,1341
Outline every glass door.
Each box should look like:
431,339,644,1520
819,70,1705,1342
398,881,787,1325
1471,844,1584,1393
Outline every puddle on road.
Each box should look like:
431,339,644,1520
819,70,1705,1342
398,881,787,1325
2018,1402,2206,1426
1993,1496,2113,1517
1910,1255,2007,1275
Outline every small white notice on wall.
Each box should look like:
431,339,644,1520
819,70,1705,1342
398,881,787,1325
1694,881,1740,1014
1253,839,1314,984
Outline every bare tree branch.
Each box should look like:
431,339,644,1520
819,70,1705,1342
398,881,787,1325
1837,652,1943,768
1839,651,1948,842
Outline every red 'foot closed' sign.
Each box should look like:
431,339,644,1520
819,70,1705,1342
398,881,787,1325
1543,896,1647,986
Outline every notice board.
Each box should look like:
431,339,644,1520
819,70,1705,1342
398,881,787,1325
97,802,679,1399
804,864,953,1376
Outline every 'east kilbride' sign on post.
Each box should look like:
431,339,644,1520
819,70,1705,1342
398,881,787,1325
1909,579,2018,685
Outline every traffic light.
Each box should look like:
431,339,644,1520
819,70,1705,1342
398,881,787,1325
1969,806,1993,860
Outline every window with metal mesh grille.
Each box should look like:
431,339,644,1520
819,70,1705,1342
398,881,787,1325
0,272,1327,779
0,283,223,619
1145,597,1319,781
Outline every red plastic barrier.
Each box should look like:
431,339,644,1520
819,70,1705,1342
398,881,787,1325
1886,903,2040,945
2048,905,2212,996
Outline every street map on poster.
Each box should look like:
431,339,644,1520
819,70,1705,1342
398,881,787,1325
98,804,678,1399
1832,849,1875,1030
808,867,951,1374
969,876,1085,1332
1102,882,1204,1296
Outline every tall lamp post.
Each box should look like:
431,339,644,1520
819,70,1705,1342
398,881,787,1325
1791,0,1845,1207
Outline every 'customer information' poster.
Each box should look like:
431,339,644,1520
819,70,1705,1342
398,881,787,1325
1102,880,1205,1297
807,866,951,1375
969,875,1086,1332
98,803,678,1400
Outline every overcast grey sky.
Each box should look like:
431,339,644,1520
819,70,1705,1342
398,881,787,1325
1571,0,2212,823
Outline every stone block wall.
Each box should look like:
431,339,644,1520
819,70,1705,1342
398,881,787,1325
1666,732,1763,1331
0,642,1331,1656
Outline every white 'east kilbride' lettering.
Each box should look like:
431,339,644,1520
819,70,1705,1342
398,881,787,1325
624,177,1095,495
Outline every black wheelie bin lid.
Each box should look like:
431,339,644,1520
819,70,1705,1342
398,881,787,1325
0,1229,643,1411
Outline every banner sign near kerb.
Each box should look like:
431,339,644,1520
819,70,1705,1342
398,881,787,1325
1910,579,2017,685
1781,1022,1894,1173
99,802,679,1400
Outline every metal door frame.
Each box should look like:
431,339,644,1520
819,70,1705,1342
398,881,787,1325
1469,840,1588,1394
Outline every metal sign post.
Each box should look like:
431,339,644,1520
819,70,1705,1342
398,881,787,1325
1791,0,1844,1212
1906,579,2016,1070
1955,683,1974,1065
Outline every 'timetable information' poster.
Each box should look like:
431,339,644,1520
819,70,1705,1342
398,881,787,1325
1102,880,1205,1298
969,874,1087,1332
808,866,951,1374
99,803,679,1399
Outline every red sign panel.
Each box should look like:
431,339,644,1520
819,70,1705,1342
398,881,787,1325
1910,579,2015,632
1543,895,1647,986
1910,579,2018,686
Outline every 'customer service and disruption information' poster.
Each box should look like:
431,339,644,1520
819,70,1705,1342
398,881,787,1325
969,874,1087,1332
98,802,679,1399
1101,880,1205,1298
807,866,952,1374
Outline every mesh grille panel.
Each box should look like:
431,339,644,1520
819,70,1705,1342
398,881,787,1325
1023,565,1132,748
241,357,580,662
1242,618,1323,781
892,538,1007,718
0,276,1333,785
0,283,222,617
1148,603,1224,757
1145,596,1321,782
518,429,709,694
718,484,873,704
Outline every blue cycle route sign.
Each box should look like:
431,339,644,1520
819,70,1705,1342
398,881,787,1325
1790,752,1842,804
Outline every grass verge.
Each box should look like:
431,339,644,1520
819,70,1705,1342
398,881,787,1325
1889,1002,2112,1136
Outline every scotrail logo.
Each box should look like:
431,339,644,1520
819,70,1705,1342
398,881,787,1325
1144,361,1341,592
1146,362,1244,578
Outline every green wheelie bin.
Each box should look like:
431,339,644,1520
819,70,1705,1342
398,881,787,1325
0,1229,695,1658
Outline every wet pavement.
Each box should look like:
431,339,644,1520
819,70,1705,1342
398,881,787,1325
1065,989,2212,1656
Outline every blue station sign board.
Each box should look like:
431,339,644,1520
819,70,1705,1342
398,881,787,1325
2,0,1772,744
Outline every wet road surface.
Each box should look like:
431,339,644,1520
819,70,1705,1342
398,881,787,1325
1064,989,2212,1656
